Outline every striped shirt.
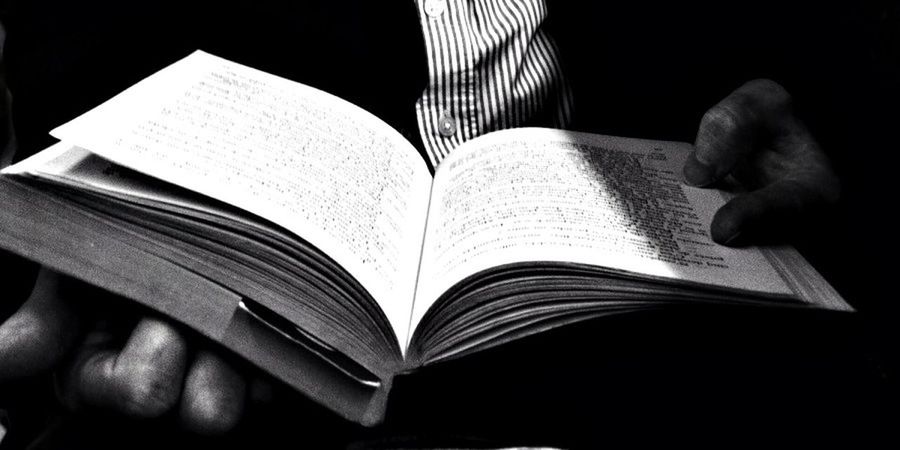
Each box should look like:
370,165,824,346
414,0,573,169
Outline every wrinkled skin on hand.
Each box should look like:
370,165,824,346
683,79,840,246
0,268,254,435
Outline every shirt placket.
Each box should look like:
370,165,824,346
417,0,478,167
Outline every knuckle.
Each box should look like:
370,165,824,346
183,390,243,434
119,366,181,417
745,78,792,109
0,311,65,373
701,103,746,136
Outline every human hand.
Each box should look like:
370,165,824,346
0,267,252,435
683,79,840,246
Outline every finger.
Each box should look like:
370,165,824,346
685,79,795,187
179,349,246,435
61,317,188,418
710,179,825,246
0,268,83,380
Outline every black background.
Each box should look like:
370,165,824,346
1,1,898,448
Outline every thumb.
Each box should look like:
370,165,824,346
684,79,794,187
684,102,756,187
710,180,823,246
0,268,84,380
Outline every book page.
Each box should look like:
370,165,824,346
410,128,792,333
4,143,272,231
50,51,431,348
5,143,207,210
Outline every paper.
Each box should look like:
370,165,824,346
410,128,792,333
50,51,432,348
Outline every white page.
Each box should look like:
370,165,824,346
2,141,75,175
410,128,792,334
6,143,185,203
5,143,259,224
50,51,432,349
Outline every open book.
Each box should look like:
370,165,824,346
0,51,851,425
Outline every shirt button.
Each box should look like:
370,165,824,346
424,0,447,18
438,111,457,137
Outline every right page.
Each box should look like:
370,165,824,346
410,128,795,334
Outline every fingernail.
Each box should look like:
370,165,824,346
683,154,716,187
723,231,744,247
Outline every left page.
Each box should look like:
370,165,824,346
50,50,432,348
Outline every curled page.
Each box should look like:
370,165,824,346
51,51,432,349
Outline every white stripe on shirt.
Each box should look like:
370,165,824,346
415,0,573,169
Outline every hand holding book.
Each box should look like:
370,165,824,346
684,79,840,246
0,267,253,433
